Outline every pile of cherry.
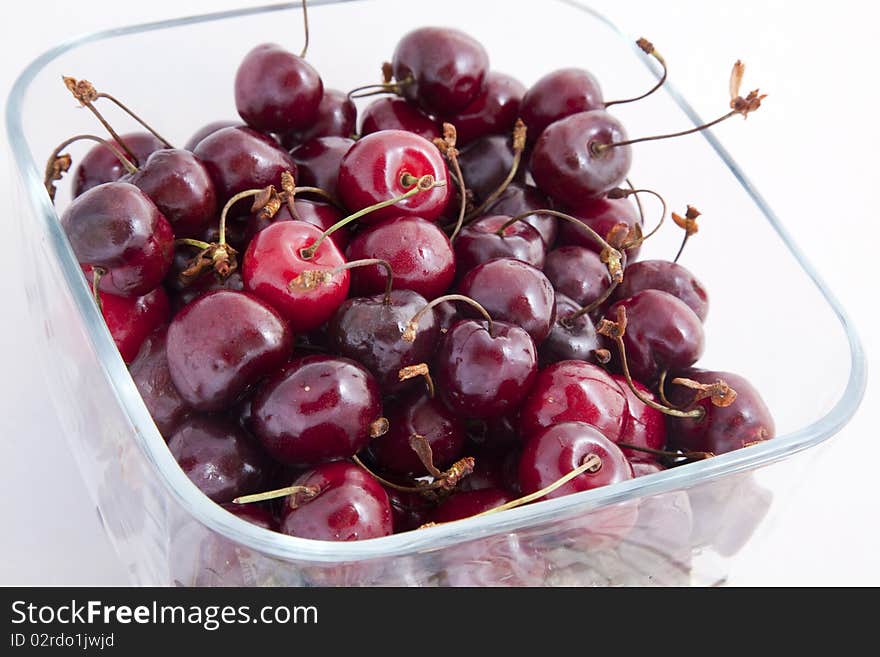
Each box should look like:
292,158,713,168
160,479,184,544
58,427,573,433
48,10,775,546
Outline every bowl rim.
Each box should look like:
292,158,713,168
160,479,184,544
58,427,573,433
5,0,867,564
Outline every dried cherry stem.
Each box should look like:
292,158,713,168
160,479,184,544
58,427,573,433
370,417,390,438
352,454,475,496
232,484,320,507
596,306,705,420
672,205,701,263
657,369,675,407
434,123,468,241
297,0,310,59
402,293,494,342
63,76,137,162
604,38,668,108
606,186,666,249
464,119,527,222
616,443,714,463
408,434,445,478
300,173,444,259
470,454,603,519
671,376,738,408
289,258,394,303
398,363,435,398
91,267,106,314
499,209,624,283
347,64,409,99
44,134,137,201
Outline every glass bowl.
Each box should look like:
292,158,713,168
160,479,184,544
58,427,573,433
5,0,866,585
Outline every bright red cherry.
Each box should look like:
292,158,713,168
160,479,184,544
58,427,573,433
520,68,604,139
430,488,513,523
129,326,190,437
454,214,545,277
73,132,164,197
612,374,667,459
98,285,169,365
360,97,441,142
615,259,709,322
289,136,354,202
445,72,525,145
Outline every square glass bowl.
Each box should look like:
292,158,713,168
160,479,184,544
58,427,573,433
5,0,866,585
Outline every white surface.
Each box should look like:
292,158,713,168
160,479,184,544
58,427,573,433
0,0,877,585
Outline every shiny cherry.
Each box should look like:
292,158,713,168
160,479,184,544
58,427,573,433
520,68,604,139
221,503,278,531
280,89,355,147
392,27,489,115
612,374,667,459
615,259,709,322
455,214,545,277
558,195,642,261
73,131,164,197
166,290,292,412
544,246,608,307
430,488,513,523
387,488,435,532
458,445,520,493
129,326,190,437
98,284,169,364
539,294,601,366
360,97,441,142
458,134,518,203
245,199,351,252
251,355,382,466
486,182,557,247
445,72,525,145
289,136,354,201
184,120,243,152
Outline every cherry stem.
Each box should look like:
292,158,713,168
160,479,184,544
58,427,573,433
657,369,675,407
91,267,106,314
464,119,528,223
352,454,474,496
232,484,319,507
299,173,444,259
435,123,468,242
562,280,618,325
605,38,668,108
470,454,603,519
617,443,714,463
346,81,402,100
499,209,624,283
288,258,394,304
609,187,666,248
293,185,342,208
298,0,310,59
626,178,645,225
409,434,445,478
175,238,212,250
219,189,265,246
402,293,494,342
594,110,739,154
398,363,435,398
95,92,173,149
44,134,137,201
673,234,690,264
63,76,139,163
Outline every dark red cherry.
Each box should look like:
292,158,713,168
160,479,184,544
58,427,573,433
251,355,382,466
61,182,174,297
665,368,774,455
280,89,355,147
168,415,270,504
487,182,557,247
458,445,520,493
387,489,435,532
280,461,393,541
430,488,513,523
436,319,537,419
392,27,489,115
539,294,601,366
467,415,521,450
98,284,169,364
371,390,465,476
168,262,244,312
458,134,518,203
245,199,351,252
544,246,608,307
193,126,297,204
337,130,451,223
434,300,461,334
242,221,349,333
458,258,556,343
235,43,323,133
615,259,709,322
184,120,243,152
518,421,633,499
327,289,439,390
611,374,667,459
455,214,545,277
166,290,292,412
221,503,277,531
124,148,217,238
519,360,629,442
558,195,642,261
531,110,632,204
606,290,705,384
445,72,525,146
346,215,455,300
289,136,354,201
129,326,190,437
360,97,441,142
520,69,604,139
73,131,164,197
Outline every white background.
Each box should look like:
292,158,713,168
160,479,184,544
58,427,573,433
0,0,877,585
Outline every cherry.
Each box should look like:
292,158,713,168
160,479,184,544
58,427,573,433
97,284,170,364
221,502,278,531
435,319,537,419
430,488,513,523
167,249,245,311
458,134,519,203
360,97,441,142
557,195,642,261
371,390,465,476
61,182,174,297
458,445,521,493
280,89,355,147
665,368,774,455
445,72,525,146
518,421,633,499
245,199,351,252
454,214,545,277
124,148,218,238
72,131,164,197
519,360,629,442
250,355,382,465
611,374,667,459
129,326,191,437
544,246,608,308
457,258,556,344
279,461,393,541
530,110,632,204
392,27,489,115
242,220,349,333
520,68,604,139
166,290,292,412
486,182,557,247
184,120,243,152
289,136,354,202
345,215,455,300
615,259,709,322
235,43,323,133
387,488,435,532
539,294,601,366
168,415,270,504
192,126,297,204
327,289,439,390
337,130,451,223
605,290,705,384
